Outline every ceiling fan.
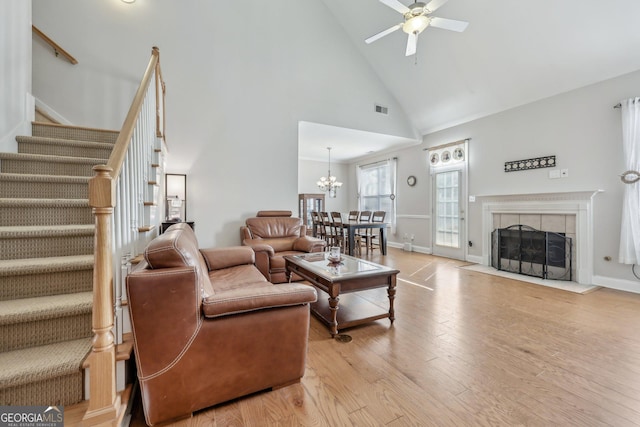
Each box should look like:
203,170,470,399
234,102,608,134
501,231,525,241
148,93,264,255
365,0,468,56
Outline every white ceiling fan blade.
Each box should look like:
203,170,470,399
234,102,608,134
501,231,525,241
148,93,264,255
429,17,469,32
405,32,417,56
365,23,403,44
424,0,450,13
379,0,410,15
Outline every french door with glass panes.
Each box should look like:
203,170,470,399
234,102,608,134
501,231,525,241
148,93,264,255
432,168,466,260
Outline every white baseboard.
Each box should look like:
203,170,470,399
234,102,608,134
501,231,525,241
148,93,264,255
34,97,72,125
388,241,431,254
466,254,483,264
592,275,640,294
389,242,640,295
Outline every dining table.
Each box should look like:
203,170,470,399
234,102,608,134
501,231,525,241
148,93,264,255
340,220,389,256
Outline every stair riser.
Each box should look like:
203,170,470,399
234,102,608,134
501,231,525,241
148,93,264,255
0,373,84,406
0,236,93,260
18,142,111,160
1,159,99,177
1,313,92,352
0,207,92,226
32,124,118,144
0,269,93,301
0,181,87,199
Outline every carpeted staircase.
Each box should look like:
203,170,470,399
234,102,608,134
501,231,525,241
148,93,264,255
0,121,118,406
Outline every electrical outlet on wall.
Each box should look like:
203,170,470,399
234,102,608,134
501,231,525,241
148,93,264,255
561,168,569,178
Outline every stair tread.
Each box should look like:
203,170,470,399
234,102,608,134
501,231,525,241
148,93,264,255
32,121,118,135
0,173,90,183
0,255,94,276
0,338,92,386
0,152,106,164
16,135,115,148
0,224,94,236
0,198,89,207
0,291,93,325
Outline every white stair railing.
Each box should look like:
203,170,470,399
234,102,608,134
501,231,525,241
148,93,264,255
84,46,165,426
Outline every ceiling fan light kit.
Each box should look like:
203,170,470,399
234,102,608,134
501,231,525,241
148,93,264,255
366,0,468,56
403,15,430,34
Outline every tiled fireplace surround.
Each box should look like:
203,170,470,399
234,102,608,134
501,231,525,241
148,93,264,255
480,191,602,285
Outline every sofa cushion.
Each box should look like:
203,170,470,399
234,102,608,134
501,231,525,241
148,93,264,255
245,217,303,241
269,250,306,273
202,283,317,318
208,264,269,292
256,210,292,217
144,223,200,269
143,222,215,297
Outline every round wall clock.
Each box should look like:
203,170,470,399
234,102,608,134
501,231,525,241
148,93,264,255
407,175,417,187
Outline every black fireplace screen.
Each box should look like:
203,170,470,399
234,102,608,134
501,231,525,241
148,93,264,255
491,224,572,281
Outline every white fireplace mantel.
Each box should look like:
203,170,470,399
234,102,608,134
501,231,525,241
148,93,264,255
480,190,604,285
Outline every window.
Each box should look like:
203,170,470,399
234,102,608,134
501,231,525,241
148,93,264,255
435,170,460,248
357,159,397,233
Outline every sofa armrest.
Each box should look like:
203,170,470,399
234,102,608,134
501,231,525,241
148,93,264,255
241,241,274,281
202,283,317,318
242,240,275,256
126,267,202,377
200,246,255,271
293,236,326,253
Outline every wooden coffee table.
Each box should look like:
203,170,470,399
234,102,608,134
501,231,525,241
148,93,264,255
284,252,399,337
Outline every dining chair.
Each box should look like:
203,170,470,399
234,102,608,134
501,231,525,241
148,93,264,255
320,212,337,247
368,211,387,253
310,211,322,238
348,211,360,221
330,212,347,252
356,211,372,254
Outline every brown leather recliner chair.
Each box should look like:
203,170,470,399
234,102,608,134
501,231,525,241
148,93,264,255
240,210,326,283
126,222,317,425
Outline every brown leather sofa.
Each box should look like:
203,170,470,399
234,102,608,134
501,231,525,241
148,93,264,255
240,210,326,283
126,222,317,426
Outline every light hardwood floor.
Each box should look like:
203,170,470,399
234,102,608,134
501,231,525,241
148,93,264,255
124,248,640,426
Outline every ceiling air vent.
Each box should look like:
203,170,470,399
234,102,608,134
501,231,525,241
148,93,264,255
375,104,388,115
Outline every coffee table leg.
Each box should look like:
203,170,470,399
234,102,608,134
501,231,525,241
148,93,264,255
388,275,396,324
328,295,339,337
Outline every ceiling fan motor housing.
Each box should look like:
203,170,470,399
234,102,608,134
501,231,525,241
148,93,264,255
403,3,431,34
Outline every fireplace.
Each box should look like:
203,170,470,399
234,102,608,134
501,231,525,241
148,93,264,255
491,224,573,281
479,191,602,285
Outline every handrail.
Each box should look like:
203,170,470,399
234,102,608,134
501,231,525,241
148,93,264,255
107,47,160,179
84,46,166,425
32,25,78,65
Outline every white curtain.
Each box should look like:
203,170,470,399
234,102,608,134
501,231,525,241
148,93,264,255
390,157,397,235
619,97,640,264
356,164,362,210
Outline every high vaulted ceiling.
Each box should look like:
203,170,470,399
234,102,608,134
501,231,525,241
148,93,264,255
321,0,640,136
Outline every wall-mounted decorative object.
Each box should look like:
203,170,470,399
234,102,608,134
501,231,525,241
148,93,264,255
504,155,555,172
430,152,439,165
407,175,417,187
427,139,468,169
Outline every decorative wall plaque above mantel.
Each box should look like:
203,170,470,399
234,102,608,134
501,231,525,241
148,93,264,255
504,155,555,172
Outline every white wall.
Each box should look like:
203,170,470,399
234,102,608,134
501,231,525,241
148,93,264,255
32,0,417,247
1,0,32,152
347,68,640,290
426,69,640,290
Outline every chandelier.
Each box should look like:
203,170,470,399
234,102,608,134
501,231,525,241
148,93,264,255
317,147,342,198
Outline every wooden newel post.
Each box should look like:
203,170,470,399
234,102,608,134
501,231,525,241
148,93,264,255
83,165,121,425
